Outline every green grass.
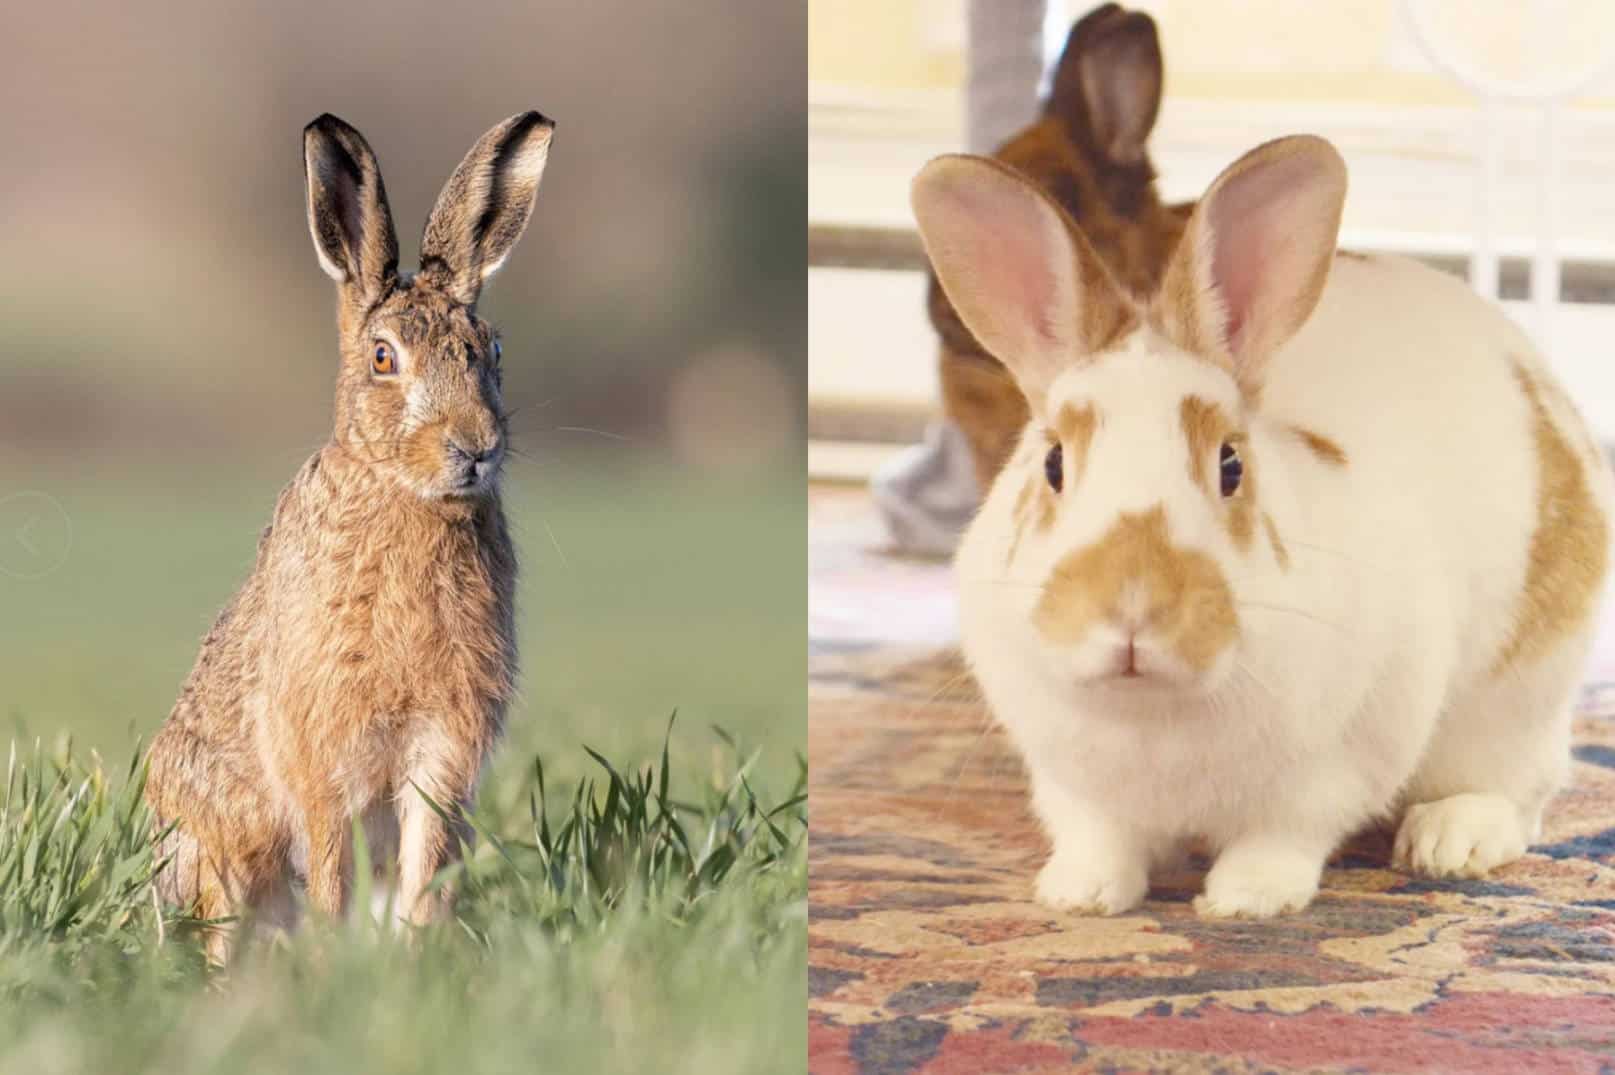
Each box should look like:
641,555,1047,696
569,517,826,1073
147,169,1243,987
0,451,806,1071
0,724,805,1073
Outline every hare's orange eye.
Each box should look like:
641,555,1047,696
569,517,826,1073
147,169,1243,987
372,340,397,376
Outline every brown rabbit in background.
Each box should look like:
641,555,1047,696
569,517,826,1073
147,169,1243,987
930,3,1191,490
145,111,553,962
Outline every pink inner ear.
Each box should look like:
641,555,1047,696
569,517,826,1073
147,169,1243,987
939,181,1063,349
1206,153,1325,354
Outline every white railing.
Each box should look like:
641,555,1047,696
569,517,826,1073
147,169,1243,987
1401,0,1615,351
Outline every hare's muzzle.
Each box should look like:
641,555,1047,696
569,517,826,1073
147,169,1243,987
445,432,504,493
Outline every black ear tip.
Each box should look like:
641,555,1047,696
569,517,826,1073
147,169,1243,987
304,113,363,144
515,110,557,135
1096,11,1161,52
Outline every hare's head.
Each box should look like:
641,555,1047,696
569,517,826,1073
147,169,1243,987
915,137,1347,695
302,112,553,501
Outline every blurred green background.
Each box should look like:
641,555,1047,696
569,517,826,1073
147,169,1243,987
0,0,805,786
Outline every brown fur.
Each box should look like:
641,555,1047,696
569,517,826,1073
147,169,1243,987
145,112,553,962
1006,404,1098,565
1177,395,1256,550
1289,426,1348,467
1263,512,1290,571
1492,358,1609,672
1178,396,1226,492
1033,505,1237,672
929,4,1190,489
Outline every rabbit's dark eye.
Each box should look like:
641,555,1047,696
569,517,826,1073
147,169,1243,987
1045,442,1063,492
1220,442,1243,497
492,339,502,363
372,340,397,376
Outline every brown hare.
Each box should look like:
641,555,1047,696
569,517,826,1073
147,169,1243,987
930,3,1191,491
145,111,554,962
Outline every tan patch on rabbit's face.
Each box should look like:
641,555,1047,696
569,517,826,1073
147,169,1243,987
1033,505,1238,673
1493,359,1609,672
1179,395,1256,551
1289,426,1348,466
1263,513,1289,571
1006,403,1098,565
336,278,507,501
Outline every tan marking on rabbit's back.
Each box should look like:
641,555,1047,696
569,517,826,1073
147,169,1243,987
1033,506,1237,672
1493,359,1608,673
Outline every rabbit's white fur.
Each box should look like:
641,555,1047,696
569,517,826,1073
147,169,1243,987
921,138,1612,917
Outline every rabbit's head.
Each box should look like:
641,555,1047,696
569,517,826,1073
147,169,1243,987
302,112,553,501
915,137,1347,695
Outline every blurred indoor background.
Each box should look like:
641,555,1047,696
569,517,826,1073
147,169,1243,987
0,0,805,784
809,0,1615,479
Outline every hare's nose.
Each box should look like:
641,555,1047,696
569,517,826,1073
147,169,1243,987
447,437,493,463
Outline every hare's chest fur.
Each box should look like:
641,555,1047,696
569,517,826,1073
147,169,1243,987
250,456,517,803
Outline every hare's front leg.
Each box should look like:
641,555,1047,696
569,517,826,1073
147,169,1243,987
395,730,479,926
301,792,354,919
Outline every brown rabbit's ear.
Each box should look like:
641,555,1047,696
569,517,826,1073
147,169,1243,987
1155,135,1347,393
912,155,1132,410
1048,5,1164,167
303,114,399,304
419,111,555,306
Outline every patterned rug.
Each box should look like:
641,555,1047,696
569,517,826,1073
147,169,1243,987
809,485,1615,1074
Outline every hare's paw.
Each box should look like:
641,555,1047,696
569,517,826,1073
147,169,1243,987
1393,793,1528,879
1195,840,1323,919
1035,849,1148,915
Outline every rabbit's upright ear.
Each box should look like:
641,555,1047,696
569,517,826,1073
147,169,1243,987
303,115,399,304
1155,135,1346,394
420,112,555,306
1048,4,1164,166
912,155,1132,410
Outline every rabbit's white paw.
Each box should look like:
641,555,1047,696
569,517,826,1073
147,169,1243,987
1194,842,1322,919
1035,850,1148,915
1393,793,1527,879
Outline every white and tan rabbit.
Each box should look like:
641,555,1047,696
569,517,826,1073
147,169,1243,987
912,136,1611,917
145,111,553,960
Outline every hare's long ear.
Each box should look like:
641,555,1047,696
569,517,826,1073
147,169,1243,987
420,112,555,306
912,155,1131,410
303,114,399,305
1155,135,1346,395
1047,4,1164,167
